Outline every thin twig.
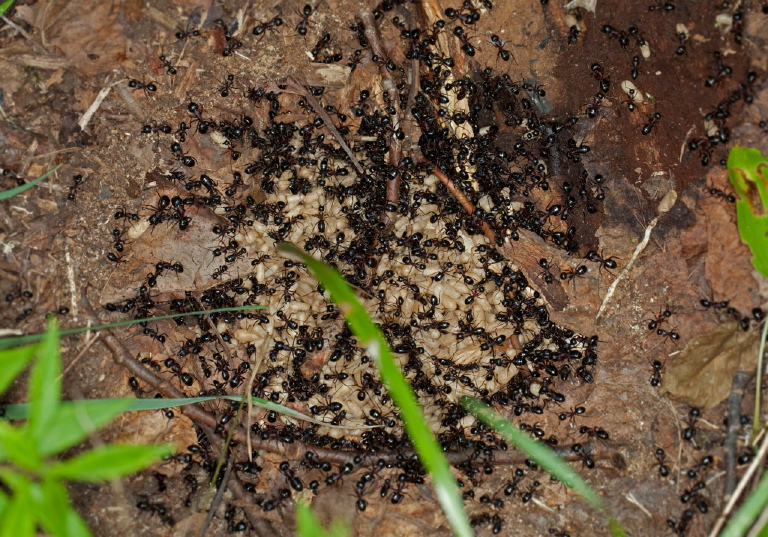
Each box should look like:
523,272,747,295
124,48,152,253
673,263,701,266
708,430,768,537
284,76,365,176
725,370,752,495
198,454,232,537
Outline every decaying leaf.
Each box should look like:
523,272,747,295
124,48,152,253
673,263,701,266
660,321,759,408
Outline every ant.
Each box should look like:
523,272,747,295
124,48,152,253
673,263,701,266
579,426,610,440
601,24,630,47
631,55,641,80
67,174,85,201
489,34,511,61
568,24,579,44
107,252,125,263
683,408,700,441
641,112,661,135
656,327,680,342
558,406,585,422
704,184,735,203
650,360,664,387
686,454,713,478
645,305,673,330
141,123,172,135
590,62,610,92
170,141,196,167
175,23,200,40
559,264,588,281
295,4,313,36
212,265,229,280
219,74,235,97
538,258,556,284
655,447,670,477
128,78,157,97
159,55,176,75
648,1,675,11
112,228,126,252
585,250,618,271
310,32,331,59
279,462,304,492
252,15,283,37
453,26,477,56
585,92,605,118
5,287,32,303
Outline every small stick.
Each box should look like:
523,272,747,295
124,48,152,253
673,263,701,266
708,430,768,537
284,76,365,176
725,370,753,495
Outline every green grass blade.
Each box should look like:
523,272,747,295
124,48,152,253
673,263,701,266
0,479,36,537
0,164,61,201
4,394,371,430
37,477,92,537
26,320,61,443
278,243,473,537
719,471,768,537
0,305,265,350
295,500,349,537
0,1,15,18
47,444,171,482
460,396,626,537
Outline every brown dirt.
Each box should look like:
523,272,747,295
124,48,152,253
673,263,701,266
2,1,768,536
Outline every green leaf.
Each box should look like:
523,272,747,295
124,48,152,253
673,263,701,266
461,396,626,537
0,420,40,470
0,342,37,395
719,470,768,537
295,500,349,537
0,479,36,537
0,164,60,201
36,398,132,457
27,319,61,443
37,478,72,537
279,243,473,537
47,444,171,482
0,1,15,18
727,146,768,278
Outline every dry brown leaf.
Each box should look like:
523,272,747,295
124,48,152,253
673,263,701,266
660,321,759,408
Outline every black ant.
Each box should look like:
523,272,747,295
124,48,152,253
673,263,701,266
686,455,713,478
5,287,32,303
279,462,304,492
590,63,611,93
601,24,630,47
641,112,661,135
683,408,700,441
112,228,126,252
141,123,172,135
489,34,511,61
67,174,85,201
648,1,675,11
175,23,200,40
585,250,618,271
585,92,605,118
128,78,157,97
568,24,579,44
656,327,680,342
558,406,585,422
646,305,673,330
579,426,610,440
559,264,587,281
655,447,670,477
310,32,331,59
453,26,477,56
296,4,313,36
170,141,196,167
107,252,125,263
538,258,556,284
253,16,284,37
631,55,641,80
521,480,540,503
650,360,664,387
704,184,735,203
212,265,229,280
219,74,235,97
159,55,176,75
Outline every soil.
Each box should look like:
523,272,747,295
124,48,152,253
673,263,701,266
2,1,768,536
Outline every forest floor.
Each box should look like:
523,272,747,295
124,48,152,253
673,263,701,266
2,1,768,536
